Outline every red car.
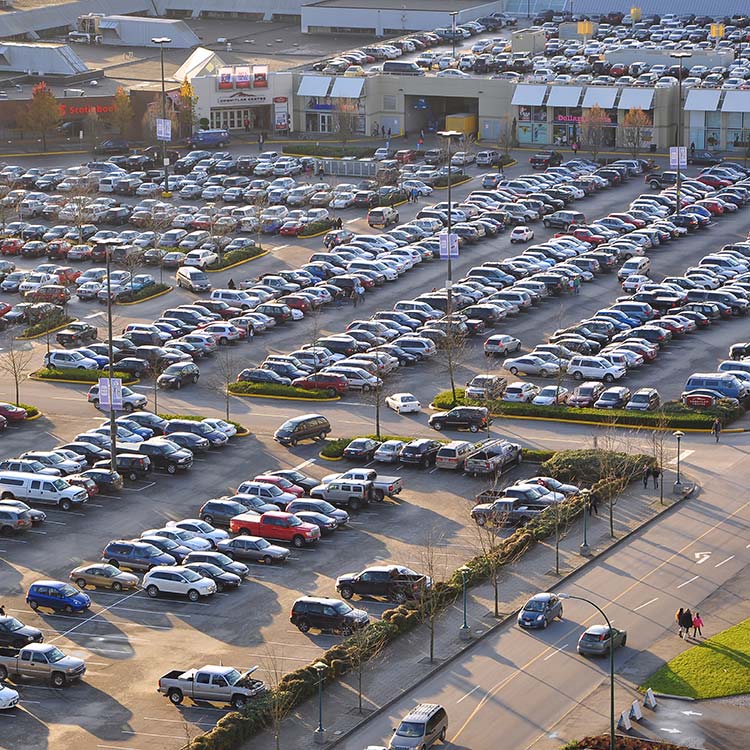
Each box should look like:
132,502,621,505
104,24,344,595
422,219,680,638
46,240,72,260
279,219,306,236
292,372,348,396
696,199,724,215
1,238,23,256
229,511,320,546
651,318,684,335
54,266,81,285
67,474,99,497
609,212,646,228
189,216,212,230
0,301,12,317
201,300,242,319
324,229,354,248
696,174,731,188
557,228,605,245
0,402,27,421
395,149,417,163
254,474,305,497
280,294,312,312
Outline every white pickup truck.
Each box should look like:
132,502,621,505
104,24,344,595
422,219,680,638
0,643,86,687
321,468,403,500
158,664,266,708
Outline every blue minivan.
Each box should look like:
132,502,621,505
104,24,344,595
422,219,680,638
27,580,91,613
685,372,746,400
188,129,230,148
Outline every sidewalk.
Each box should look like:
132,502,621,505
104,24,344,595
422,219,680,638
240,474,689,750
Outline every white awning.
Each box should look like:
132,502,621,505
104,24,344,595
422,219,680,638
684,89,721,111
511,84,548,106
296,76,332,97
329,77,365,99
618,88,654,111
582,87,618,109
547,86,582,107
721,91,750,113
99,19,120,29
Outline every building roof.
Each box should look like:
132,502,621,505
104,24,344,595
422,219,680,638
307,0,488,8
0,41,89,76
173,47,225,83
94,15,200,49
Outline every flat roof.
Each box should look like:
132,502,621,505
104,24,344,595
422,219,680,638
307,0,489,9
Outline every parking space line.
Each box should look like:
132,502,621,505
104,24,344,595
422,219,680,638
121,730,183,739
47,510,86,517
292,458,316,470
44,520,67,526
88,499,112,504
143,716,218,727
50,590,142,643
98,745,140,750
107,605,194,617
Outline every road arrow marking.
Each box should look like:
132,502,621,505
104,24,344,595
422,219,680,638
694,552,711,564
681,710,703,716
660,728,681,734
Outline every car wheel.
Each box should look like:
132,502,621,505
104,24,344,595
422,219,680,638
290,438,297,447
573,371,583,380
509,366,519,375
50,672,67,688
621,635,627,647
64,605,74,614
339,585,353,600
603,374,614,383
29,599,39,610
292,535,304,548
60,499,72,511
393,590,407,604
107,559,120,568
0,665,7,680
175,381,182,390
541,617,548,629
297,618,311,633
124,403,134,413
146,585,159,598
112,581,123,592
432,421,443,431
168,689,184,705
439,728,446,742
558,607,563,620
187,589,199,602
540,370,550,378
76,578,87,589
202,515,214,525
231,694,247,709
341,624,353,636
128,471,137,482
92,399,100,408
475,514,486,526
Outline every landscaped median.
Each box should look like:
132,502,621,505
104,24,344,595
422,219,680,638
157,412,250,437
30,368,138,385
640,619,750,699
228,382,339,401
298,218,336,239
117,283,171,305
206,246,268,273
18,403,40,419
187,448,653,750
19,315,75,340
433,388,744,430
560,736,686,750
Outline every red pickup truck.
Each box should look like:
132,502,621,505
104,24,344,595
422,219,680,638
229,511,321,548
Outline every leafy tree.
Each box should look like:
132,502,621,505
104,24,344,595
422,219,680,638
19,83,60,151
335,99,360,144
580,104,610,161
0,336,33,406
109,86,134,136
177,78,198,138
621,107,652,158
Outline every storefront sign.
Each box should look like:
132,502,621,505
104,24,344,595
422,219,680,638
218,67,234,90
235,66,251,88
253,65,268,88
216,91,269,105
274,100,288,130
59,103,114,116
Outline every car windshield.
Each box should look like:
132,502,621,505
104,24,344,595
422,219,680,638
285,471,304,482
333,601,353,615
264,485,283,496
172,529,191,540
60,584,78,598
47,647,66,663
199,563,222,575
524,599,546,612
632,394,648,402
45,454,64,464
396,722,425,738
225,668,242,686
154,538,178,550
287,516,302,527
143,544,163,557
214,554,233,565
182,569,202,582
5,617,23,632
160,442,179,455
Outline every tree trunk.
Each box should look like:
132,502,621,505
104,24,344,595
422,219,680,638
14,377,19,407
357,667,362,713
493,571,499,617
429,618,435,663
609,502,614,538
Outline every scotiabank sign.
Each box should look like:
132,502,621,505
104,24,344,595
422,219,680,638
59,103,115,116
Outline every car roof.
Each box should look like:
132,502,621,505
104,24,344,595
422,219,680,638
584,624,610,635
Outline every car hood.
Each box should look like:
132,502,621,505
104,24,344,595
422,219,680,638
336,573,357,585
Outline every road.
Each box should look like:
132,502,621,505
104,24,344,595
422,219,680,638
335,435,750,750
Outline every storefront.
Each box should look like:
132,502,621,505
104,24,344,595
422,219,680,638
512,84,549,145
547,86,582,146
297,74,366,135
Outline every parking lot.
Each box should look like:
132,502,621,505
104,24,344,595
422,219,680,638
2,136,750,750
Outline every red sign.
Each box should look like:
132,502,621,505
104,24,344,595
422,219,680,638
273,96,287,103
684,394,715,408
59,103,114,116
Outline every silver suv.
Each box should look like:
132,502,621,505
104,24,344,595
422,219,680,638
389,703,448,750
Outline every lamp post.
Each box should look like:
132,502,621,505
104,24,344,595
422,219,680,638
98,238,119,475
670,51,691,216
152,36,172,198
313,661,327,743
449,12,459,60
437,129,462,318
458,564,471,640
579,488,591,556
558,593,615,750
673,430,685,486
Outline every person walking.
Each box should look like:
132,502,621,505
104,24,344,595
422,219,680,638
350,289,358,307
588,490,599,516
692,612,703,638
711,418,722,442
257,133,263,152
643,465,650,488
411,187,419,203
682,608,694,639
0,604,5,616
387,127,392,139
227,278,236,290
358,287,365,306
336,216,343,229
571,141,578,155
573,276,581,295
243,118,250,133
676,607,685,637
652,465,661,489
690,142,696,157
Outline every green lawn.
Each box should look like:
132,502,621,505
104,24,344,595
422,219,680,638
640,619,750,698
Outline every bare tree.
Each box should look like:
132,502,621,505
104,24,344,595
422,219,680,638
0,336,34,405
497,115,516,156
436,326,469,405
345,623,388,714
122,248,147,298
469,491,508,617
580,104,611,162
621,107,652,159
417,528,449,664
263,645,301,750
209,345,243,422
335,99,360,145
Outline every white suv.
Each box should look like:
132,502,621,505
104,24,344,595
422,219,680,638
568,355,626,383
143,565,216,601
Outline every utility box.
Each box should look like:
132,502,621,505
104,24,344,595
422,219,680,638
511,28,546,55
445,112,477,137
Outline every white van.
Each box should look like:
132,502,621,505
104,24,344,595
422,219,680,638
210,288,257,310
98,176,118,193
0,471,88,511
617,256,651,281
176,266,212,292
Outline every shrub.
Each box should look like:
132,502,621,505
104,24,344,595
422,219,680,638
157,412,247,435
431,174,470,188
35,367,132,383
282,144,374,158
299,218,335,237
320,437,350,458
540,449,652,485
120,282,170,303
228,381,332,399
18,403,39,418
522,448,556,463
22,315,75,338
207,245,264,271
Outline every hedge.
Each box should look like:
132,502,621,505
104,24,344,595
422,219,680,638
121,282,170,303
298,218,336,237
157,412,247,436
34,367,132,383
19,403,39,418
282,144,374,158
23,315,75,338
228,382,333,399
432,389,743,429
539,449,653,485
207,245,264,271
190,448,647,750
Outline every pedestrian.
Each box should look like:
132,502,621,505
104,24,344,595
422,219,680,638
572,142,579,155
676,607,685,637
588,490,599,516
243,118,250,133
652,465,661,489
387,127,392,139
336,216,343,229
682,608,694,638
643,465,650,488
690,142,696,157
498,163,505,176
711,418,722,442
411,188,419,203
257,133,263,152
420,128,425,140
227,278,236,290
318,163,325,177
692,612,703,638
0,604,4,616
358,288,365,305
350,289,358,307
573,276,581,295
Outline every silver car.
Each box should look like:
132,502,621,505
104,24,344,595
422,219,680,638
504,354,561,378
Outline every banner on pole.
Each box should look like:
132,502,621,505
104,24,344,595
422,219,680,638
439,232,459,259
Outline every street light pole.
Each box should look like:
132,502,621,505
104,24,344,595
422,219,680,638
559,594,615,750
579,488,591,556
670,51,691,216
100,238,118,475
458,565,471,640
437,129,461,318
152,36,172,198
313,661,326,743
673,430,684,486
450,12,458,60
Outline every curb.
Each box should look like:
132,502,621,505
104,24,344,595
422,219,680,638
432,177,473,191
235,428,251,438
29,373,139,386
18,320,75,340
326,480,697,749
298,227,335,239
229,391,340,402
117,285,172,305
0,149,90,157
319,453,344,461
206,249,269,272
24,411,42,421
652,693,696,701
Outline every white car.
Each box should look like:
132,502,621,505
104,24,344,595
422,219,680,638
532,385,570,405
385,392,421,414
201,322,241,344
621,274,649,293
0,682,19,710
502,381,540,403
142,527,213,551
568,355,626,382
166,518,229,547
373,439,407,463
510,226,534,244
484,334,521,356
91,425,143,444
184,249,218,269
202,418,237,438
143,565,217,601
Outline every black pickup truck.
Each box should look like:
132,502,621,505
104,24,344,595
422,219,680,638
56,321,97,346
644,170,681,189
529,150,562,169
335,565,430,603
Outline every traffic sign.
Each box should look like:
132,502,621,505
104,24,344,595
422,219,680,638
156,118,172,142
669,146,687,168
439,232,459,259
98,377,123,411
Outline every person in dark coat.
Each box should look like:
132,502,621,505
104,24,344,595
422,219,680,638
676,607,685,637
336,217,343,229
643,465,650,488
227,278,236,289
588,490,599,516
681,608,694,638
652,465,661,488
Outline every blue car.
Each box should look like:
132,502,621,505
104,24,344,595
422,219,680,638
27,580,91,614
517,592,563,629
114,417,154,439
131,274,156,291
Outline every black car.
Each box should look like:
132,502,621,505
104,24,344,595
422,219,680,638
289,596,369,634
182,551,249,578
115,357,151,379
140,535,190,563
335,565,429,603
157,361,200,389
267,469,318,494
293,511,338,535
343,438,381,461
165,419,228,448
237,368,291,386
80,468,124,492
126,411,169,435
93,453,151,482
136,438,193,474
688,150,722,165
0,615,43,649
428,406,491,433
93,139,130,155
163,431,210,454
398,438,442,467
184,561,241,591
58,441,111,466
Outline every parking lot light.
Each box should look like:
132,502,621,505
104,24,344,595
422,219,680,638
670,51,691,216
558,593,615,750
151,36,172,198
313,660,327,742
458,564,471,639
673,430,685,486
437,129,462,317
579,488,591,557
